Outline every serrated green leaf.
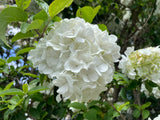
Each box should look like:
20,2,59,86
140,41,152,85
49,0,73,18
0,7,27,47
76,5,101,23
7,56,23,63
4,81,14,91
35,0,49,14
22,84,28,93
28,86,49,95
68,102,87,111
142,110,150,119
133,109,140,118
0,88,24,96
15,0,31,10
33,10,48,21
16,47,34,56
12,31,34,43
84,109,97,120
27,19,44,31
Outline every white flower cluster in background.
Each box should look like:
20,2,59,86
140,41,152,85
123,8,132,21
148,114,160,120
119,46,160,82
141,84,160,99
154,0,160,15
28,17,120,102
120,0,132,6
6,25,20,36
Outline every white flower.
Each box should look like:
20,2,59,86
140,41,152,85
148,114,160,120
141,83,160,99
120,0,132,6
123,8,132,21
154,114,160,120
26,117,33,120
119,46,160,82
6,25,20,36
154,0,160,15
28,17,120,102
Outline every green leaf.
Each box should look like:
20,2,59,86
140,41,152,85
33,10,48,21
68,102,87,111
27,19,44,31
49,0,73,18
22,84,28,93
119,88,127,100
114,72,129,83
52,16,62,22
7,56,23,63
0,88,24,96
29,108,40,119
35,0,49,14
116,102,129,112
0,7,28,47
4,109,15,120
0,106,8,111
128,80,141,90
4,81,14,91
16,47,34,56
76,5,101,23
0,7,28,22
14,110,26,120
141,102,151,110
20,22,29,33
23,73,39,78
84,109,97,120
142,110,150,119
8,96,20,110
23,97,29,111
104,108,114,120
15,0,31,10
98,24,108,32
12,31,34,42
28,86,49,95
133,109,140,118
0,59,5,67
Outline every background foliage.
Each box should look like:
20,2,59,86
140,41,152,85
0,0,160,120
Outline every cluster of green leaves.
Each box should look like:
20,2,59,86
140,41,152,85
68,100,129,120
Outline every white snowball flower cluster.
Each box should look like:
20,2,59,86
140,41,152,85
120,0,132,6
148,114,160,120
119,46,160,82
28,17,120,102
154,0,160,15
